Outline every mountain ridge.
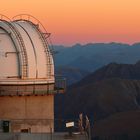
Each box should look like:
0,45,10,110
70,61,140,88
55,62,140,121
54,42,140,72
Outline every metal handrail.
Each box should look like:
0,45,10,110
12,14,54,54
12,14,49,35
0,14,11,21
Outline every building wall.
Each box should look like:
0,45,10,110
0,28,19,78
0,95,54,133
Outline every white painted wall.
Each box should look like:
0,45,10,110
13,22,37,78
0,29,19,78
15,21,47,78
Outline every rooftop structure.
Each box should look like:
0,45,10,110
0,14,65,133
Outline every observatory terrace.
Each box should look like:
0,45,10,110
0,14,66,96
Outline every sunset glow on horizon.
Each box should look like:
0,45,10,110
1,0,140,46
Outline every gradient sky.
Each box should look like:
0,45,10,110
1,0,140,46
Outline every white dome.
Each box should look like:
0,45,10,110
0,15,54,85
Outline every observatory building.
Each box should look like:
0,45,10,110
0,15,65,133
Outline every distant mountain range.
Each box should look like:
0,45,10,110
55,62,140,138
55,66,89,85
54,42,140,84
54,43,140,138
54,43,140,71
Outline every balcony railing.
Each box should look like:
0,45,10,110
0,76,66,96
55,76,66,94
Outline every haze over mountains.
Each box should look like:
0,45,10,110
54,42,140,71
55,66,89,85
54,43,140,85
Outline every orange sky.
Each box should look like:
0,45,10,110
1,0,140,46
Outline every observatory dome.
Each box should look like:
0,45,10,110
0,15,54,85
0,15,65,134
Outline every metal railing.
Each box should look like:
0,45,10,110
55,76,66,94
0,86,55,96
0,76,66,96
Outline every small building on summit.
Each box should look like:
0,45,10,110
0,14,65,133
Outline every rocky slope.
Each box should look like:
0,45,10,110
59,78,140,120
93,110,140,139
71,61,140,87
55,62,140,137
